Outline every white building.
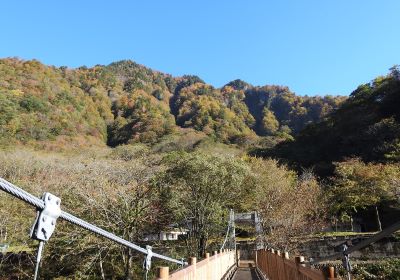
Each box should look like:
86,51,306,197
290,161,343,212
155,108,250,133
143,228,188,241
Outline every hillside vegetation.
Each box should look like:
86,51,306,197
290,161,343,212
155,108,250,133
258,66,400,175
0,58,345,148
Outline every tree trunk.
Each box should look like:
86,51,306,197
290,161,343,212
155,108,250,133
334,216,338,232
375,205,382,231
99,254,106,280
0,227,7,241
350,215,354,232
199,234,206,258
125,248,133,280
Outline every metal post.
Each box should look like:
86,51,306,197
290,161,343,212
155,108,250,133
33,241,44,280
30,192,61,280
342,244,352,280
231,209,236,258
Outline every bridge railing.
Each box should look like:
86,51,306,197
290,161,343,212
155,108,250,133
156,250,236,280
256,249,337,280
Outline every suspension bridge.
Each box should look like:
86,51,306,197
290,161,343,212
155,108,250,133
1,177,399,280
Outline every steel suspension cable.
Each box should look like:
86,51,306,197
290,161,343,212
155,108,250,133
0,177,185,265
220,209,235,251
220,220,231,251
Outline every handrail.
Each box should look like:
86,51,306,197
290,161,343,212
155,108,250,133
157,250,236,280
256,249,337,280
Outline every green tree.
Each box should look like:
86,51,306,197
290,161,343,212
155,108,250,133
329,159,400,231
260,108,279,135
245,157,325,250
108,91,175,145
154,152,250,257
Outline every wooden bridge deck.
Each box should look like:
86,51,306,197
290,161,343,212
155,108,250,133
232,261,261,280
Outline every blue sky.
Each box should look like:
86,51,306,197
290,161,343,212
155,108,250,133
1,1,399,96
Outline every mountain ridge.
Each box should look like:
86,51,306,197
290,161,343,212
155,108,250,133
0,57,346,147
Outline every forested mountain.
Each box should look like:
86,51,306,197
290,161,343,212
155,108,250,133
259,66,400,175
0,58,345,147
240,83,346,135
